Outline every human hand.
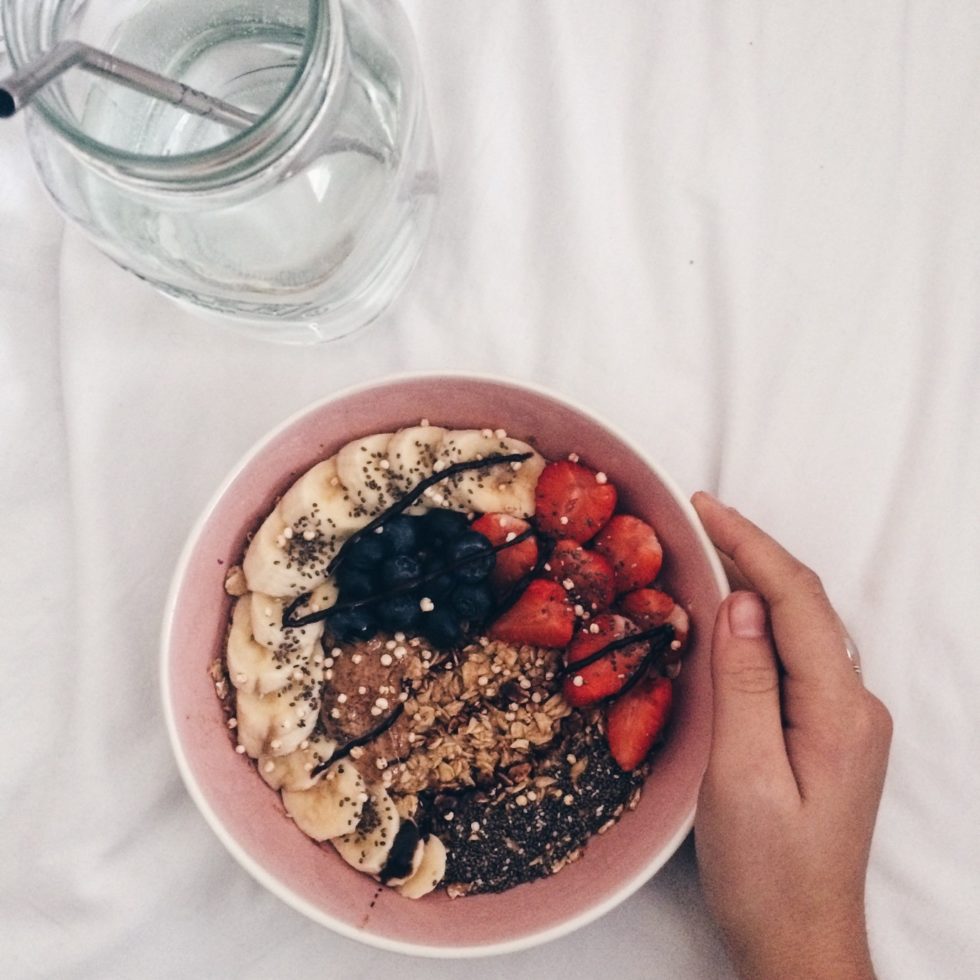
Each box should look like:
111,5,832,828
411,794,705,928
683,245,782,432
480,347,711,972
691,492,892,980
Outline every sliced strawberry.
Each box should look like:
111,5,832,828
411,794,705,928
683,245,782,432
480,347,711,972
618,588,690,652
605,674,673,771
593,514,663,594
471,513,539,598
533,460,617,543
489,579,575,648
544,539,616,613
562,614,648,707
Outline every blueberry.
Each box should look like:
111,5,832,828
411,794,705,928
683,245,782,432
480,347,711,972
381,554,422,590
421,605,464,648
420,508,470,548
327,606,377,642
420,555,455,598
335,564,377,600
377,593,422,633
449,531,496,583
451,583,493,623
377,515,419,556
344,534,386,570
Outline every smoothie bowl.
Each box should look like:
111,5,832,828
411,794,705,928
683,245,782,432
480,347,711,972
160,373,727,956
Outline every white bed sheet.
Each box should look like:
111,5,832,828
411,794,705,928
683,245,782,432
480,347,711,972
2,2,978,977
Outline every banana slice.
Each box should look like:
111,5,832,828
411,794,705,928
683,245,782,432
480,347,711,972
234,678,322,758
437,430,546,517
307,578,340,618
249,591,323,657
242,510,313,597
335,433,400,518
397,834,447,899
243,504,352,598
225,594,322,696
278,456,366,540
258,732,339,792
281,759,366,840
385,426,447,507
331,784,401,875
226,596,293,696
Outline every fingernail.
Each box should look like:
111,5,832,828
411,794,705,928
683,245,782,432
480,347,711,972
728,592,766,638
693,490,735,513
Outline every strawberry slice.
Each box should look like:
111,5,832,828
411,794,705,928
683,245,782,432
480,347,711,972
471,513,539,598
544,539,616,613
488,579,575,648
593,514,663,594
562,614,648,707
533,460,617,543
618,588,690,652
605,674,673,771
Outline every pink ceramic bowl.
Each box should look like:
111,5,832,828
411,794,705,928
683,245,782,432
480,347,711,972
160,372,728,957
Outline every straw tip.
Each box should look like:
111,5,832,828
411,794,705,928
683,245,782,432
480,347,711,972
0,89,15,119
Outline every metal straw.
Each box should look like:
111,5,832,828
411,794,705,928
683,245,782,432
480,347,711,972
0,40,258,130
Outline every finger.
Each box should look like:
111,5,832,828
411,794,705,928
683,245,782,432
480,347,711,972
692,492,857,689
716,549,752,592
707,591,797,794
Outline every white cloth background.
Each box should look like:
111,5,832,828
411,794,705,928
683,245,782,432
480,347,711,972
2,2,978,977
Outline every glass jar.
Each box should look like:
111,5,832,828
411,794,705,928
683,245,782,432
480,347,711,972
1,0,438,343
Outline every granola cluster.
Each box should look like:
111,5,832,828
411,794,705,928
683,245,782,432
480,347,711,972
319,633,572,815
393,638,571,796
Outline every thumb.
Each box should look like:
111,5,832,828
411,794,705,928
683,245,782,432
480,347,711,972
707,592,793,783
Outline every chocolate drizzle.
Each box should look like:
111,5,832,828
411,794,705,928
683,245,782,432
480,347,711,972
279,450,533,630
562,623,676,705
312,702,405,777
282,527,534,629
327,451,533,575
379,820,422,884
602,629,675,703
562,624,675,673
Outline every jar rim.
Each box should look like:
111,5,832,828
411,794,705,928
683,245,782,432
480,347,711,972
1,0,339,184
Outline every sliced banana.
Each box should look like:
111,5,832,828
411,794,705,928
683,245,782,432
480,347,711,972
335,432,401,518
393,793,420,822
226,596,292,696
278,578,340,624
281,759,366,840
258,732,339,792
278,456,366,540
242,510,312,597
234,678,322,759
437,430,545,517
308,579,340,612
385,426,447,506
249,591,323,656
331,784,401,875
397,834,447,899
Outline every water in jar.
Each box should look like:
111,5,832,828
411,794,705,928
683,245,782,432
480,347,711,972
34,0,436,335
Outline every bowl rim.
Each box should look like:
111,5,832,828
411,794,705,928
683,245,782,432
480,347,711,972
159,369,729,958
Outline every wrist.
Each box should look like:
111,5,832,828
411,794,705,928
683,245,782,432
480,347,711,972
727,917,875,980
